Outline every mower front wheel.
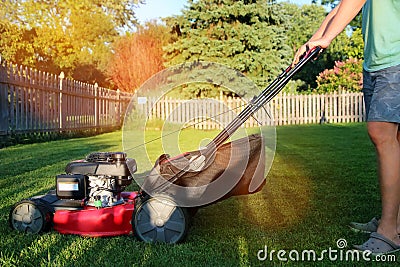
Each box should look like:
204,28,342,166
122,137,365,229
133,195,190,244
9,199,53,234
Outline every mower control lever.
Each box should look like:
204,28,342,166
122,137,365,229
188,155,206,172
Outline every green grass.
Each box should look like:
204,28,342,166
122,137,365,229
1,124,399,266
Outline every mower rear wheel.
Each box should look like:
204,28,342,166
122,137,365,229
9,199,53,234
133,195,189,244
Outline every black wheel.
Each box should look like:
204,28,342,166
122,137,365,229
9,199,53,234
133,195,190,244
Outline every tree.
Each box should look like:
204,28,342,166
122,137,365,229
282,3,328,89
0,0,143,87
107,22,169,92
163,0,292,97
0,22,35,66
312,0,339,8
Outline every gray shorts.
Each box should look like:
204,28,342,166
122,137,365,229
363,64,400,123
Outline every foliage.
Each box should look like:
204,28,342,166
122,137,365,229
283,3,364,91
0,1,367,94
163,0,292,97
315,57,363,93
283,3,329,89
312,0,339,8
166,83,224,99
284,4,327,52
161,1,364,97
344,28,364,59
0,22,36,66
0,0,144,87
107,22,170,92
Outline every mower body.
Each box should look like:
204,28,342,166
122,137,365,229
29,191,138,237
10,152,140,237
10,151,193,243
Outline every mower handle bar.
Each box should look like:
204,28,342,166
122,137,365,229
208,46,323,151
146,46,323,194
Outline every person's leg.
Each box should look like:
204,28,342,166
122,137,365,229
397,130,400,234
368,121,400,245
352,65,400,252
398,206,400,235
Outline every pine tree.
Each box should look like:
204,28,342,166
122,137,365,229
164,0,292,96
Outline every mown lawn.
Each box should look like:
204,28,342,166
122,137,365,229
1,123,399,266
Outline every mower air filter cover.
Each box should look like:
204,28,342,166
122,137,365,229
56,174,88,200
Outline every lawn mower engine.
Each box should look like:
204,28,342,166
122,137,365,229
58,152,134,208
9,152,191,243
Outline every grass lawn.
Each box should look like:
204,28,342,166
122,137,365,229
1,123,399,266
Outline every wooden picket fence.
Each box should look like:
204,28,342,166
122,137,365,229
0,60,366,140
138,92,365,129
270,91,365,125
0,62,132,137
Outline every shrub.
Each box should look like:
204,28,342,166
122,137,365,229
315,58,363,93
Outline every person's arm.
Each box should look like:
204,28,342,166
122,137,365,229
292,0,366,65
309,3,341,42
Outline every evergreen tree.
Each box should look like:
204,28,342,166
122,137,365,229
164,0,292,97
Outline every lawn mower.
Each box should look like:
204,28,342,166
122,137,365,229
9,47,322,244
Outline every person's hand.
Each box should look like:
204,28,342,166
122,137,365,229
292,39,331,67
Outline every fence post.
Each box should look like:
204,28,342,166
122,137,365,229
116,89,121,126
59,71,64,131
94,83,99,129
0,63,9,135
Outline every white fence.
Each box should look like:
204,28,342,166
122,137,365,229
0,60,365,138
138,92,365,129
270,91,365,125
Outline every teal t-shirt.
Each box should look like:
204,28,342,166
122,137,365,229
362,0,400,71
